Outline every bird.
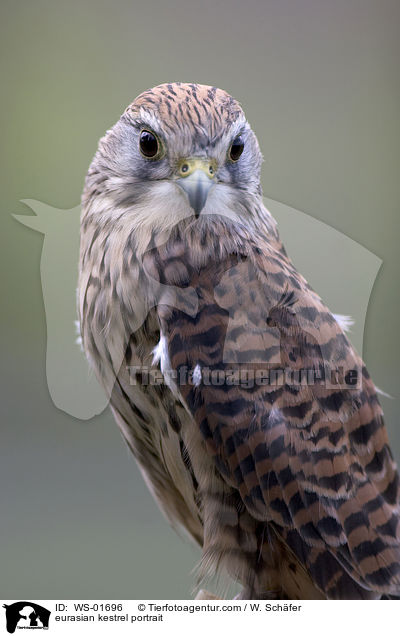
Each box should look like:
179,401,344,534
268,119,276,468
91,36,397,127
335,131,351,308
78,82,400,599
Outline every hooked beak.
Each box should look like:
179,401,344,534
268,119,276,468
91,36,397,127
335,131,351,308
176,158,216,217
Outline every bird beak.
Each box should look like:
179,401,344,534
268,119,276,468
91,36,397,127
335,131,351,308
176,158,216,217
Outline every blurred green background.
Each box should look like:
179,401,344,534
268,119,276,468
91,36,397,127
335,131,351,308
1,0,399,599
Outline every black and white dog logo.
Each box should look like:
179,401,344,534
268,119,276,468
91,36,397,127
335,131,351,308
2,602,51,633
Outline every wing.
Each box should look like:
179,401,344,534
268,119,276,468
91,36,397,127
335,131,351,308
150,215,400,599
79,252,204,546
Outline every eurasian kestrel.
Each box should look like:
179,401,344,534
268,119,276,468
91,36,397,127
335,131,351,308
78,83,400,599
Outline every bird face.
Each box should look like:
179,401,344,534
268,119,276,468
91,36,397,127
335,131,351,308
88,83,263,229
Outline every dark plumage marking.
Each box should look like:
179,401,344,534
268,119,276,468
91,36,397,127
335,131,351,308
189,324,224,348
277,466,296,487
328,428,345,446
352,538,387,562
317,516,343,538
307,425,331,445
201,100,210,118
87,225,101,258
362,366,371,380
297,305,319,322
253,442,268,463
366,562,400,587
238,454,257,478
268,434,286,460
167,83,178,96
317,472,351,493
165,401,182,433
382,473,399,505
207,397,249,418
179,438,199,492
365,446,388,474
288,492,305,517
376,514,398,539
344,511,367,536
114,378,147,422
350,417,381,446
298,446,346,465
192,104,202,126
304,492,320,509
318,391,346,412
248,484,264,503
281,400,313,420
270,497,292,525
305,332,346,360
207,87,217,101
224,434,237,458
165,98,172,117
87,274,101,288
300,522,323,543
260,387,285,407
199,417,213,442
363,494,385,515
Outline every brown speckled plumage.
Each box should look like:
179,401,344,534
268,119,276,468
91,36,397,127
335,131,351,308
78,83,400,599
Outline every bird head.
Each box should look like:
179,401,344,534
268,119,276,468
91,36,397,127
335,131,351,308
83,83,264,234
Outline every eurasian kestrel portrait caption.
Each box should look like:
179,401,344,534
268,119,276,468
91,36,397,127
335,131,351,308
78,83,400,599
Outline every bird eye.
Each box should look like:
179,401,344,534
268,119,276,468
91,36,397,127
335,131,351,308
229,135,244,161
139,129,160,158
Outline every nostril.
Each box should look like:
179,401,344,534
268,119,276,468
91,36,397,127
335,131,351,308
209,166,214,175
